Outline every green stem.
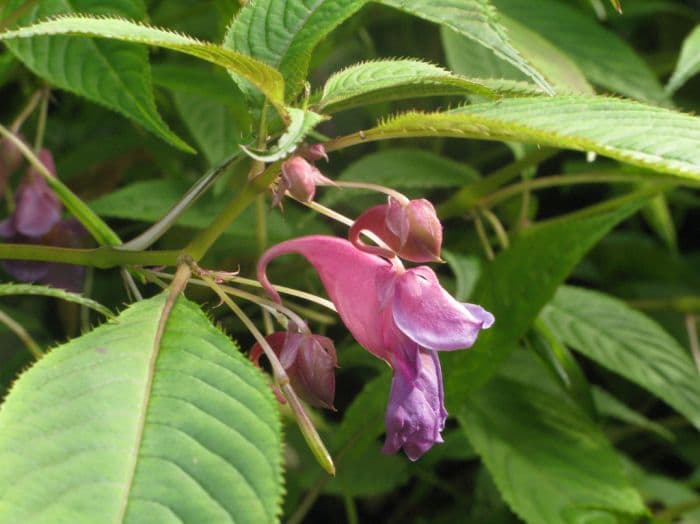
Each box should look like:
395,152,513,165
0,307,43,359
480,208,509,249
479,172,676,208
185,185,257,260
0,124,122,247
473,213,495,260
121,152,242,250
10,89,43,133
33,88,49,152
0,243,179,268
255,194,268,254
186,161,282,261
628,296,700,314
343,496,359,524
438,148,557,218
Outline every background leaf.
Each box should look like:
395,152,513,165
541,285,700,431
224,0,370,99
0,14,286,114
666,25,700,94
317,59,546,113
0,0,191,151
0,293,283,523
378,0,553,94
442,15,593,94
336,97,700,181
153,63,252,166
445,193,650,399
460,351,646,524
492,0,666,103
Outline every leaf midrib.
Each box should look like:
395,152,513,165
115,296,165,522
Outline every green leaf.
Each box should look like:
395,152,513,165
241,108,325,162
492,0,665,102
492,15,593,94
317,59,547,113
332,96,700,181
379,0,554,94
641,193,677,251
443,14,592,95
0,293,283,522
0,283,113,318
459,351,646,524
541,285,700,432
320,148,479,207
224,0,369,98
0,14,286,114
0,1,191,152
666,25,700,94
444,192,651,399
152,63,252,166
591,386,674,441
443,251,481,302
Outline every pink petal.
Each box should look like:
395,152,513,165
258,236,396,361
392,266,493,351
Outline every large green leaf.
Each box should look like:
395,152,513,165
444,193,651,399
459,351,646,524
316,59,546,113
328,96,700,182
493,0,666,102
541,286,700,431
666,25,700,94
0,14,286,114
379,0,553,94
224,0,369,98
0,293,283,522
0,0,191,151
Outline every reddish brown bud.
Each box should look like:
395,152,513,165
251,331,337,409
349,197,443,263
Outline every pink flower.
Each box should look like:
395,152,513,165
349,197,443,263
258,235,493,459
273,156,334,207
0,150,86,291
251,330,337,409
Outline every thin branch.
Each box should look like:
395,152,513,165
0,307,42,359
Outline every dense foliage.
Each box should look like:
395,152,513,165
1,0,700,522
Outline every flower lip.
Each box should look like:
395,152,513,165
391,266,494,351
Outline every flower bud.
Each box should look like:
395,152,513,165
349,197,443,263
251,330,337,409
12,150,61,237
302,143,328,162
273,156,334,207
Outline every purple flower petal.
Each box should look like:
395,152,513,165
392,266,493,351
382,349,447,461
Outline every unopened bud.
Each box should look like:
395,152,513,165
251,330,337,409
273,156,334,207
349,197,443,263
